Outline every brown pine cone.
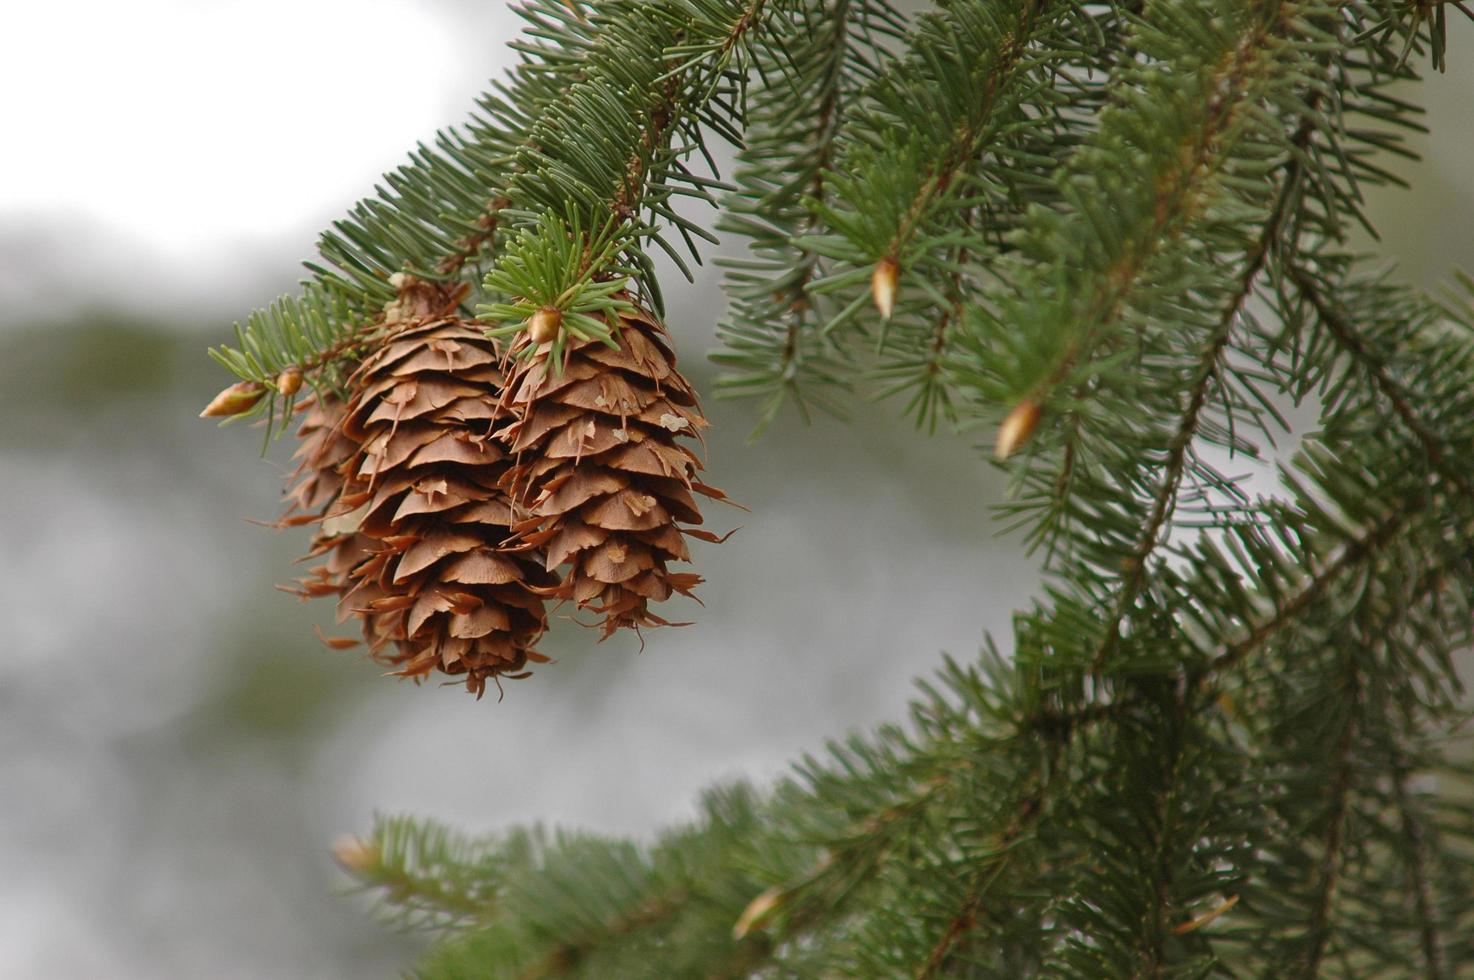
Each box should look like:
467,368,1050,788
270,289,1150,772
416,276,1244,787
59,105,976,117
499,298,728,638
279,393,374,610
297,277,557,697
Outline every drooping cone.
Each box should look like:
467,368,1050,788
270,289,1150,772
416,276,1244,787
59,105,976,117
295,277,557,697
279,392,373,608
499,298,727,638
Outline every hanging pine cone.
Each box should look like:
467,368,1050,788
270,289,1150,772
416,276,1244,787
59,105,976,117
499,297,728,638
279,392,372,609
290,277,557,697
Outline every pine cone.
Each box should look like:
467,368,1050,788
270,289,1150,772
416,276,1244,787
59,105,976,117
280,393,373,608
500,298,727,638
294,278,556,697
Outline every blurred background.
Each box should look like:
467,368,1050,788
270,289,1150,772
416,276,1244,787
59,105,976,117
1,4,1470,977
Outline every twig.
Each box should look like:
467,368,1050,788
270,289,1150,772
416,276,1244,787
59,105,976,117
1288,261,1474,499
1391,757,1448,979
1088,112,1316,672
1298,640,1363,977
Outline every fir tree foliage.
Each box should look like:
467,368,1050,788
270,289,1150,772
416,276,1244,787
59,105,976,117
205,0,1474,975
209,0,775,431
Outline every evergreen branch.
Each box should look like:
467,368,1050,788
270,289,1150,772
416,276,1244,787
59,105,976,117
1296,649,1361,978
1287,260,1474,498
436,195,513,278
712,0,898,428
487,0,777,318
1084,236,1258,672
208,1,1474,975
872,212,976,432
206,0,611,428
954,0,1321,572
1203,504,1412,680
510,884,771,980
913,754,1055,979
880,0,1046,267
1006,0,1297,409
801,0,1083,331
338,815,512,932
1136,718,1187,978
1391,755,1448,979
511,888,688,980
1088,111,1318,673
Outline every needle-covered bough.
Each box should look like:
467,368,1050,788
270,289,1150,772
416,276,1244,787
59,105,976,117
202,1,1474,975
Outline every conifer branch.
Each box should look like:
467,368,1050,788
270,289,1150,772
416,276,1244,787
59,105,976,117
1288,261,1474,498
206,1,611,428
206,2,1474,974
1204,504,1412,680
436,196,513,278
801,0,1080,337
1085,253,1251,672
874,215,974,431
713,0,898,426
489,0,775,312
511,888,687,980
1296,652,1361,977
1088,109,1316,672
958,0,1320,569
1392,756,1448,979
914,755,1054,979
338,815,511,931
1133,721,1189,978
1012,1,1296,409
881,0,1046,266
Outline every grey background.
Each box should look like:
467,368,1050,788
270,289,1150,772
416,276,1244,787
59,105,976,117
0,5,1469,976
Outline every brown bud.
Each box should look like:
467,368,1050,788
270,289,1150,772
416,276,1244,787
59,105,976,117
199,380,266,418
276,365,304,396
528,306,562,344
1172,894,1239,935
995,398,1041,460
871,257,899,319
733,886,784,939
331,834,379,874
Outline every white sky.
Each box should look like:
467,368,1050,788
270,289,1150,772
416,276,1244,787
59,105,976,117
0,0,518,318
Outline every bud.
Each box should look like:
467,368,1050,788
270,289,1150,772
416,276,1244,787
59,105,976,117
331,834,380,874
1173,894,1239,935
199,380,266,418
733,885,784,939
276,365,304,396
871,257,899,319
995,398,1041,460
528,306,562,344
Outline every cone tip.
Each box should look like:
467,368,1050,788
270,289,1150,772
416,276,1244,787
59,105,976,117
995,399,1041,460
871,257,899,319
733,885,784,939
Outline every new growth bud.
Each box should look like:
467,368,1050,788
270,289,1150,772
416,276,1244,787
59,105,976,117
995,398,1041,460
331,834,380,874
733,886,784,939
199,380,266,418
871,257,899,319
528,306,563,344
276,366,304,396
